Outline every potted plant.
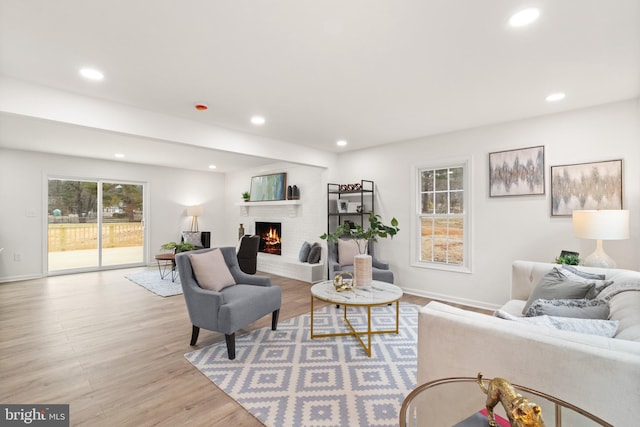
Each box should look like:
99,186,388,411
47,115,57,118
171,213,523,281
241,191,250,202
161,241,196,254
555,253,580,265
321,212,399,287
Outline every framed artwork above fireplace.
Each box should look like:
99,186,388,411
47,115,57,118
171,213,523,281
249,173,287,201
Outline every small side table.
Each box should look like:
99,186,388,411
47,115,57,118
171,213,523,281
154,253,177,282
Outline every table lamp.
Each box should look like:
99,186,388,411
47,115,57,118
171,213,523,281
186,205,203,232
572,209,629,268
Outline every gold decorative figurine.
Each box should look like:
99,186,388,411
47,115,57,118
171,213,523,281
477,373,545,427
333,272,353,292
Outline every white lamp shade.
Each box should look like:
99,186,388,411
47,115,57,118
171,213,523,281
186,205,203,217
572,210,629,240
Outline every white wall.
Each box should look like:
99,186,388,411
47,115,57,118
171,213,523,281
0,148,225,282
335,99,640,309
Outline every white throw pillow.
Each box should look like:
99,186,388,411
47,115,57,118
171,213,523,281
337,239,367,265
188,249,236,291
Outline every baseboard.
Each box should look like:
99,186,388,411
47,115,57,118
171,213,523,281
401,286,502,311
0,273,44,283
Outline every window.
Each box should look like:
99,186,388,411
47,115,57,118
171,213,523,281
414,160,471,272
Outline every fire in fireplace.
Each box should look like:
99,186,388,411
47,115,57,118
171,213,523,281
255,222,282,255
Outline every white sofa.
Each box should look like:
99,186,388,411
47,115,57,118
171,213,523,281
417,260,640,426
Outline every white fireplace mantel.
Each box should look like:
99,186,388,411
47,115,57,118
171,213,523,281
236,200,301,217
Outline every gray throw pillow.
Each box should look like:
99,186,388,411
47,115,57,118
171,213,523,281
307,244,322,264
522,268,595,315
298,241,311,262
561,265,605,280
560,266,613,299
525,298,610,319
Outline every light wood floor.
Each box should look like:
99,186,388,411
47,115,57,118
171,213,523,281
0,269,434,426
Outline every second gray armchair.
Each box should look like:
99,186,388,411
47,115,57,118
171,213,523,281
327,238,394,283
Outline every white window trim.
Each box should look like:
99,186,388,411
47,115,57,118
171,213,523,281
410,156,473,274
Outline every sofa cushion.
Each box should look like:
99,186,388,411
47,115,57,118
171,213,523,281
525,298,610,319
298,241,311,262
499,299,526,317
522,268,595,314
609,291,640,342
188,248,236,291
496,309,619,338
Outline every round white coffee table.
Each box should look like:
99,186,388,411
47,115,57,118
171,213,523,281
310,280,403,357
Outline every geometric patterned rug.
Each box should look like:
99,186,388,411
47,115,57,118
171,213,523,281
185,303,419,427
125,268,182,297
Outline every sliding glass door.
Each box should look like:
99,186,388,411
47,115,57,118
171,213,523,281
47,178,145,273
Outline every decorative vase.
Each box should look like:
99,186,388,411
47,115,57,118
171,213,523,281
238,223,245,240
354,254,372,287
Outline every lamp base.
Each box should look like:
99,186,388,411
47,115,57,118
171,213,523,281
582,240,616,268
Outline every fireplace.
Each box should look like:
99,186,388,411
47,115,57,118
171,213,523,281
255,222,282,255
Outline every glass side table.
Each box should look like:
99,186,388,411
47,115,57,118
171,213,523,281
400,377,613,427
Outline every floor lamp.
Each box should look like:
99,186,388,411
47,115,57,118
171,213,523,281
572,209,629,268
187,206,203,232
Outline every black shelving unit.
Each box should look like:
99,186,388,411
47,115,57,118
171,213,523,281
327,179,374,235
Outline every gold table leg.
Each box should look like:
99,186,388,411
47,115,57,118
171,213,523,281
310,297,400,357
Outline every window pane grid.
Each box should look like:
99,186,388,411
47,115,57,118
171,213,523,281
418,164,465,266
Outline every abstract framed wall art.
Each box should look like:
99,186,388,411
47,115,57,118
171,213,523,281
489,145,545,197
550,159,622,216
249,172,287,201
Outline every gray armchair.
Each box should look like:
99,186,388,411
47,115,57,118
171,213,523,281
327,238,394,283
175,247,281,359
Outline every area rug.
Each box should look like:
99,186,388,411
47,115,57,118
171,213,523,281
185,302,419,427
125,268,182,297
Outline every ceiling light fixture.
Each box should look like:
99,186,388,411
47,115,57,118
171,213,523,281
509,8,540,27
79,68,104,81
114,153,125,158
336,140,347,147
250,116,266,125
545,92,566,102
208,165,217,169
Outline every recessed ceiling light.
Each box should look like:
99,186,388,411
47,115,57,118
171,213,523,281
250,116,266,125
79,68,104,81
546,92,566,102
509,8,540,27
208,164,217,169
336,140,347,147
114,153,125,158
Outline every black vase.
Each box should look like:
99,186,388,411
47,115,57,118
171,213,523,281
287,185,293,200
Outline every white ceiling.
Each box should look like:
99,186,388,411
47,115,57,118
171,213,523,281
1,0,639,170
